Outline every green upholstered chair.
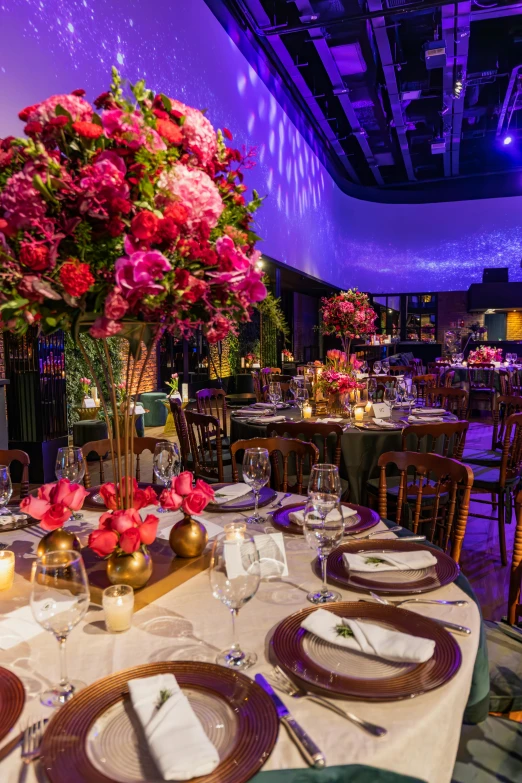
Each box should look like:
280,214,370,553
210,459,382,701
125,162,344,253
140,392,168,427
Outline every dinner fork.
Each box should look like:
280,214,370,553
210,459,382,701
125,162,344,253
267,667,387,738
21,717,47,764
269,492,292,509
369,593,468,609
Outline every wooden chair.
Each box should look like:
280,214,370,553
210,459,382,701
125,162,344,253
389,365,411,376
82,437,164,487
468,366,496,417
469,411,522,565
170,399,192,470
196,388,228,443
464,394,522,468
230,436,319,495
270,421,343,469
252,371,263,403
402,420,469,462
427,387,469,420
508,367,522,395
443,370,455,388
409,358,423,375
375,376,397,401
377,450,474,563
412,374,437,405
185,410,229,483
0,449,30,500
261,367,281,384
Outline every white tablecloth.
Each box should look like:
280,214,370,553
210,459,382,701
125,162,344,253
0,497,479,783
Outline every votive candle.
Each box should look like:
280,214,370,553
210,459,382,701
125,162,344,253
224,521,247,541
354,407,364,422
365,400,373,414
303,404,312,419
0,550,15,590
102,585,134,633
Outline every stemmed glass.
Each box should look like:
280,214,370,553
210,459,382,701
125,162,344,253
0,465,13,512
268,382,282,415
359,361,368,374
381,359,390,374
153,441,180,512
384,385,397,410
210,531,261,669
367,377,377,404
296,387,309,417
290,376,304,407
308,464,342,499
406,383,417,414
30,550,90,706
373,360,382,375
303,497,344,604
55,447,86,520
396,379,407,405
243,447,271,523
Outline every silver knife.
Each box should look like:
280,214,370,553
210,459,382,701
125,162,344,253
255,674,326,768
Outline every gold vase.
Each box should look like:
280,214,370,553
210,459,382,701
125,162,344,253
328,392,346,418
37,527,81,558
75,406,98,421
106,550,152,588
169,514,208,558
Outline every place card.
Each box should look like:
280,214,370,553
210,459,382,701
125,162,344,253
368,402,391,418
83,398,96,409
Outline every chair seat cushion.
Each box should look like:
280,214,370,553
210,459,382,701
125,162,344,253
485,620,522,713
366,477,448,505
472,466,520,490
463,449,502,467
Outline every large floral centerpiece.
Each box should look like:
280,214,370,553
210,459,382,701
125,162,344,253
320,289,376,355
0,68,266,509
468,346,502,364
317,349,365,415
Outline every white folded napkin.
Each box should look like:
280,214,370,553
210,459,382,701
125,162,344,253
343,549,437,573
250,415,286,423
128,673,219,781
412,408,445,416
372,418,397,428
301,609,435,663
319,417,344,423
253,402,287,409
212,483,252,505
407,415,444,423
236,408,269,416
288,506,357,526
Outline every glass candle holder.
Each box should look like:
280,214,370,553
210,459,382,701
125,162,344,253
303,404,312,419
0,550,14,590
224,521,247,541
354,406,364,422
102,585,134,633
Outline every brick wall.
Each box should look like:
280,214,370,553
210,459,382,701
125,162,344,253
119,342,157,395
437,291,484,343
507,311,522,340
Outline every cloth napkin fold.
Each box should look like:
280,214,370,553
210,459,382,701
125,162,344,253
289,506,357,526
319,417,344,423
253,402,287,409
343,549,437,573
407,415,445,423
372,418,397,428
412,408,445,416
128,673,219,781
249,415,287,423
301,608,435,663
212,483,252,505
235,408,269,416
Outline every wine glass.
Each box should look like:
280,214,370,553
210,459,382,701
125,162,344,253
153,441,181,512
303,498,344,604
210,531,261,668
367,377,377,403
55,447,86,520
243,448,271,523
406,383,417,414
382,359,390,374
296,387,309,417
359,361,368,374
290,376,304,406
384,385,397,410
308,464,341,499
268,382,282,415
373,360,382,375
396,379,407,405
30,550,90,706
0,465,13,512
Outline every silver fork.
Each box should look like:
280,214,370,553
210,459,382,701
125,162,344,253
357,526,426,542
369,591,468,608
370,593,471,634
21,717,47,764
269,492,292,509
268,667,387,738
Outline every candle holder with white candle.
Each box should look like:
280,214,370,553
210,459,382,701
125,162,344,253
0,550,14,590
102,584,134,633
224,522,247,540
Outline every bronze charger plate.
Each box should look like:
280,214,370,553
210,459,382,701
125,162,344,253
40,661,278,783
271,602,461,701
325,539,459,595
204,484,277,513
83,483,161,511
0,667,25,742
270,502,379,537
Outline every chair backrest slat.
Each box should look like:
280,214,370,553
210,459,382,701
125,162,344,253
170,399,191,469
185,409,225,483
0,449,30,499
81,437,164,486
230,436,319,494
427,387,469,420
196,388,228,439
270,422,343,469
401,420,469,461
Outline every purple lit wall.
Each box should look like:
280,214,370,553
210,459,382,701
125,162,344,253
1,0,522,292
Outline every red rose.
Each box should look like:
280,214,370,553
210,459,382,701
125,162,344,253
89,528,118,557
182,491,208,516
94,92,112,109
156,119,183,145
175,268,190,289
100,482,118,510
194,479,215,503
139,514,159,545
71,88,86,96
104,290,128,320
119,527,141,554
164,202,189,225
19,243,50,271
72,121,103,139
18,103,40,121
223,127,233,141
110,508,141,534
155,217,179,244
109,196,132,214
24,122,43,136
131,211,159,241
106,217,125,237
159,488,183,510
59,260,95,297
47,116,70,128
40,502,71,531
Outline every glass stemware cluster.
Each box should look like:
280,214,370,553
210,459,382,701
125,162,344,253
55,447,86,520
304,464,344,605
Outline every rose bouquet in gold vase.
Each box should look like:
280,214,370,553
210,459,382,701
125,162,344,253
316,350,365,417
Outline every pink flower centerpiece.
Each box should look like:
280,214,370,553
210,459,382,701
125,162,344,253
320,289,377,355
317,350,365,415
159,471,215,558
21,478,89,530
468,346,503,364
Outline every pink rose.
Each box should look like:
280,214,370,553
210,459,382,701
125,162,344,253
159,488,183,511
194,479,215,503
89,528,118,557
89,317,123,339
109,508,141,534
182,491,208,516
139,514,159,545
100,482,118,510
37,483,53,502
49,478,72,505
119,527,141,554
174,471,193,496
132,486,159,510
61,483,89,511
20,495,50,520
104,290,129,320
40,502,71,531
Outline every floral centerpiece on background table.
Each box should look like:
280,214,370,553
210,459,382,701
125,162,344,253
317,349,365,416
165,373,180,400
282,348,294,362
468,346,503,364
0,68,266,509
320,289,377,355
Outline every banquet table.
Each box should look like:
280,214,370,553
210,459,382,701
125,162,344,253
440,364,518,391
0,495,485,783
230,407,459,505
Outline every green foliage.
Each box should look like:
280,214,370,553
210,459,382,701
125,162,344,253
65,333,124,428
227,332,240,376
257,277,289,342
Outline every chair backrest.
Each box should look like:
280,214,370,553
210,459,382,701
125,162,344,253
427,362,443,384
230,436,319,494
185,409,225,482
508,368,522,395
270,421,343,468
0,449,30,499
443,370,455,388
497,411,522,489
82,437,164,487
251,371,263,403
409,358,423,374
508,487,522,625
170,399,191,469
412,374,437,404
492,395,522,451
377,450,474,563
196,388,228,439
389,365,410,375
468,366,495,391
279,382,292,401
261,367,281,383
428,387,469,419
401,420,469,461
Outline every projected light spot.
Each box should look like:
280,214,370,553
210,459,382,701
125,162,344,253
237,73,246,95
116,52,124,65
268,129,275,154
503,136,513,146
67,22,74,32
269,95,277,125
258,97,266,119
247,113,255,133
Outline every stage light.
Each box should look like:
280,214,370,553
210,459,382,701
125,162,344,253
503,135,513,145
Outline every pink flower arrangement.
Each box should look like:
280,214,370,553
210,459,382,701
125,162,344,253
159,471,215,516
321,289,377,354
317,350,365,396
468,346,503,364
20,478,90,531
80,376,91,395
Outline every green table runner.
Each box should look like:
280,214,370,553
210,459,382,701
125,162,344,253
253,765,426,783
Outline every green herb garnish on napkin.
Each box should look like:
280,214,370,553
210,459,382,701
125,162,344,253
155,688,173,710
365,557,386,565
335,624,354,638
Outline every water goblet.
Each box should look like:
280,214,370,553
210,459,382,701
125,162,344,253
268,382,282,416
384,385,397,410
308,463,341,499
296,387,309,417
55,447,86,520
243,447,271,523
367,377,377,403
373,361,382,375
303,497,344,604
153,441,181,512
0,465,12,512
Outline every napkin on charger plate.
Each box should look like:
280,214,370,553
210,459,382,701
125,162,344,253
235,408,269,416
301,608,435,664
407,415,444,423
343,549,437,573
412,408,445,416
289,506,357,526
372,418,398,429
128,673,219,781
249,415,287,424
253,402,287,409
212,483,252,505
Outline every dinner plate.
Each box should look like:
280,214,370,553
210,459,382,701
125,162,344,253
0,512,38,533
204,484,277,513
270,502,379,537
0,667,25,742
40,661,278,783
325,539,459,595
83,483,162,511
271,602,461,700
